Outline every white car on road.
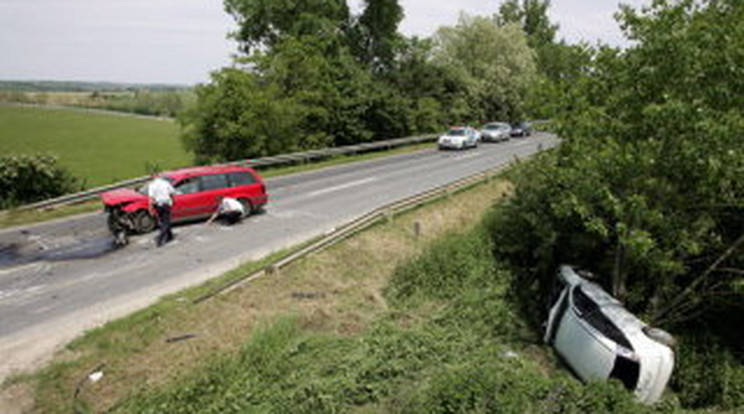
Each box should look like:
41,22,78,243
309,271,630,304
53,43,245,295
438,126,479,150
544,265,675,404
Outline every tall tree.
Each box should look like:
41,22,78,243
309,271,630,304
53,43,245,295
496,0,557,48
352,0,405,72
433,14,536,122
224,0,350,53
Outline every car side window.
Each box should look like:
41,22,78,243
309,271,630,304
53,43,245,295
228,171,256,187
200,174,229,191
572,286,633,349
175,177,201,195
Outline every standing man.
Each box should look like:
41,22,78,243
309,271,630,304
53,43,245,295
147,176,176,247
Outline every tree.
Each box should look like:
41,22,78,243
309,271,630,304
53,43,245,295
224,0,350,53
433,14,536,122
492,0,744,329
496,0,558,48
180,68,304,162
352,0,405,73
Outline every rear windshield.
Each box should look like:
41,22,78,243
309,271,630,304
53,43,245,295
572,286,633,350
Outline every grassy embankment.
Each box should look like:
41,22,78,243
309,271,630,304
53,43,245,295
0,105,189,188
3,176,683,414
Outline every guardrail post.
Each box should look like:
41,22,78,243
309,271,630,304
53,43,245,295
266,264,280,276
413,221,422,238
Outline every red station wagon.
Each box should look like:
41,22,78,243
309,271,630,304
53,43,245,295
101,165,268,234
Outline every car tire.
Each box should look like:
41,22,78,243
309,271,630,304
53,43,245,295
643,326,676,348
237,198,253,217
133,210,157,234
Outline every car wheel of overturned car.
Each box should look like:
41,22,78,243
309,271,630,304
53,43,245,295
643,326,677,348
134,210,157,234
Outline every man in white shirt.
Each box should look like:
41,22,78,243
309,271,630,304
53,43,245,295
206,197,245,225
147,176,176,246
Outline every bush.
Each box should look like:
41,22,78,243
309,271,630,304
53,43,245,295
672,332,744,410
0,154,80,208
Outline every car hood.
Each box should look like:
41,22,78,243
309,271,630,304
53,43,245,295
101,188,147,206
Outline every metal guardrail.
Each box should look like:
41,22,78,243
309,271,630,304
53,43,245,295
193,160,513,304
15,133,438,212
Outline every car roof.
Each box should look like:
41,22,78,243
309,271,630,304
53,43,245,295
160,165,255,181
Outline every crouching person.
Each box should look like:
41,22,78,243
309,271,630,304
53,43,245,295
206,197,245,225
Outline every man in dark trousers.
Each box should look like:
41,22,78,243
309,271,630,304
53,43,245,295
147,176,176,247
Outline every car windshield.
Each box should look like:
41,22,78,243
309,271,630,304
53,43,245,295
511,122,525,128
484,124,503,130
447,129,467,136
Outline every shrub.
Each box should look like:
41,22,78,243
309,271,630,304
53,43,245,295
0,154,80,208
672,332,744,410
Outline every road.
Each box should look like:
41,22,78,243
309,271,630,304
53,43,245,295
0,133,557,380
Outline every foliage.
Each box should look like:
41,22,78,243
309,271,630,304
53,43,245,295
432,15,536,122
224,0,351,54
491,0,744,329
180,68,304,163
0,154,80,208
351,0,405,73
672,331,744,410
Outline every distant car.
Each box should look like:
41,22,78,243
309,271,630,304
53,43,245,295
101,165,268,235
438,126,479,150
510,121,532,137
480,122,511,142
544,265,675,405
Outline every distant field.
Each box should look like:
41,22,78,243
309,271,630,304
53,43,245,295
0,105,191,187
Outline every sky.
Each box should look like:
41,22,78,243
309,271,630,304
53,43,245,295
0,0,650,85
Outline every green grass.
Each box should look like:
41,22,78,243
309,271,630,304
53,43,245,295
111,220,661,414
0,105,190,187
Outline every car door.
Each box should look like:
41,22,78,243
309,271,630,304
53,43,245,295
197,173,230,214
172,176,211,220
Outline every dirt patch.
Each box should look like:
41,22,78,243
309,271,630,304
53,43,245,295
0,382,34,414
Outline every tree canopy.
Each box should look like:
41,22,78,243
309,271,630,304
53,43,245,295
493,0,744,330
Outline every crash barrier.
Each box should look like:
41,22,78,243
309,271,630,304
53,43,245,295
193,160,514,304
14,133,438,212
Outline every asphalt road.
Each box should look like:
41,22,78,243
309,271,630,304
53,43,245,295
0,133,558,379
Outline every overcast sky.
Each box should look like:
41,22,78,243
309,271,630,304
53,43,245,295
0,0,649,85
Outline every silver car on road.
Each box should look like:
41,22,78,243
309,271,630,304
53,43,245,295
480,122,511,142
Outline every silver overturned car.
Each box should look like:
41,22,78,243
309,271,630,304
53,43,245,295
544,265,675,404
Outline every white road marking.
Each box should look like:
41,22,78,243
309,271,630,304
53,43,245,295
456,152,483,160
307,177,377,198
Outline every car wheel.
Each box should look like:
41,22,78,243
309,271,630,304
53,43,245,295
133,210,157,234
643,327,676,348
237,198,254,217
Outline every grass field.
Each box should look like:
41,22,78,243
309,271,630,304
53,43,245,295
0,105,190,187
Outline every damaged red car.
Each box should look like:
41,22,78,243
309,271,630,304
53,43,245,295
101,165,268,235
